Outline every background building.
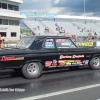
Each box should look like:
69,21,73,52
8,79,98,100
0,0,26,41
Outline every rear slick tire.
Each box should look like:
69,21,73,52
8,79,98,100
22,62,43,79
89,57,100,70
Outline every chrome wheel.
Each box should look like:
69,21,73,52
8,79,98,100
22,62,43,79
92,57,100,67
27,63,39,75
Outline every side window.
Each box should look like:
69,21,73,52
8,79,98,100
56,39,76,48
43,39,54,48
29,38,44,50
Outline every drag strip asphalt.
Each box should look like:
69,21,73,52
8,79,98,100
0,66,100,100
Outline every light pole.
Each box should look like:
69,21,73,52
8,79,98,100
84,0,85,16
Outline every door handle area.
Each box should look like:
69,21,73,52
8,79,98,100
58,49,61,51
58,49,67,51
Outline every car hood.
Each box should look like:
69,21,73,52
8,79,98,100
0,48,26,55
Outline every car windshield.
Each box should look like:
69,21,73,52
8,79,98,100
16,37,35,49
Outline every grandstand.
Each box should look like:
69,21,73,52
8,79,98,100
21,14,100,37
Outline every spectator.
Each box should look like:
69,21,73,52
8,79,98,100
37,26,40,30
80,29,83,32
56,28,58,31
57,33,59,36
31,32,34,35
33,27,36,31
48,29,51,33
89,28,92,32
39,18,42,21
78,27,80,29
55,23,58,26
73,23,75,26
94,32,97,35
63,30,65,33
61,27,63,30
93,29,95,32
20,35,21,40
0,34,2,49
85,20,87,24
53,18,55,21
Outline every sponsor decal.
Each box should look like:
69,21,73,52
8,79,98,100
58,47,70,48
52,63,57,66
77,62,82,64
84,64,88,65
83,60,85,63
65,65,70,66
45,41,53,48
58,60,70,64
45,60,57,67
48,66,57,68
59,63,65,65
84,60,89,65
65,63,71,66
64,60,70,63
45,61,52,66
79,64,83,66
45,44,53,47
45,42,53,44
71,64,77,66
82,60,89,65
45,47,53,48
56,39,65,43
0,56,15,61
13,57,24,60
75,60,81,62
60,55,72,59
52,59,57,66
46,39,53,42
45,61,52,64
46,39,50,42
53,59,57,63
85,60,89,64
45,64,51,66
0,56,24,61
59,55,85,59
26,44,30,48
72,62,77,65
70,60,74,62
58,60,64,63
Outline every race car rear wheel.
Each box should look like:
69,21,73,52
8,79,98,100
89,57,100,70
22,62,43,79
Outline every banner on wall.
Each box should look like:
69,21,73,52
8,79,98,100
21,13,57,17
76,42,96,47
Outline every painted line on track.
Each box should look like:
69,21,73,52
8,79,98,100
16,83,100,100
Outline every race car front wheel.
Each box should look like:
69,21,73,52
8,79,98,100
89,57,100,70
22,62,43,79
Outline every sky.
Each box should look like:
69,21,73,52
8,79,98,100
20,0,100,17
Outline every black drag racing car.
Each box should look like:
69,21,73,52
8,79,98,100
0,35,100,79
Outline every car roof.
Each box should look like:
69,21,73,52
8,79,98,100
26,35,70,39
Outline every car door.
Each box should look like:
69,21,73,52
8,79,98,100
42,38,59,68
55,38,89,67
